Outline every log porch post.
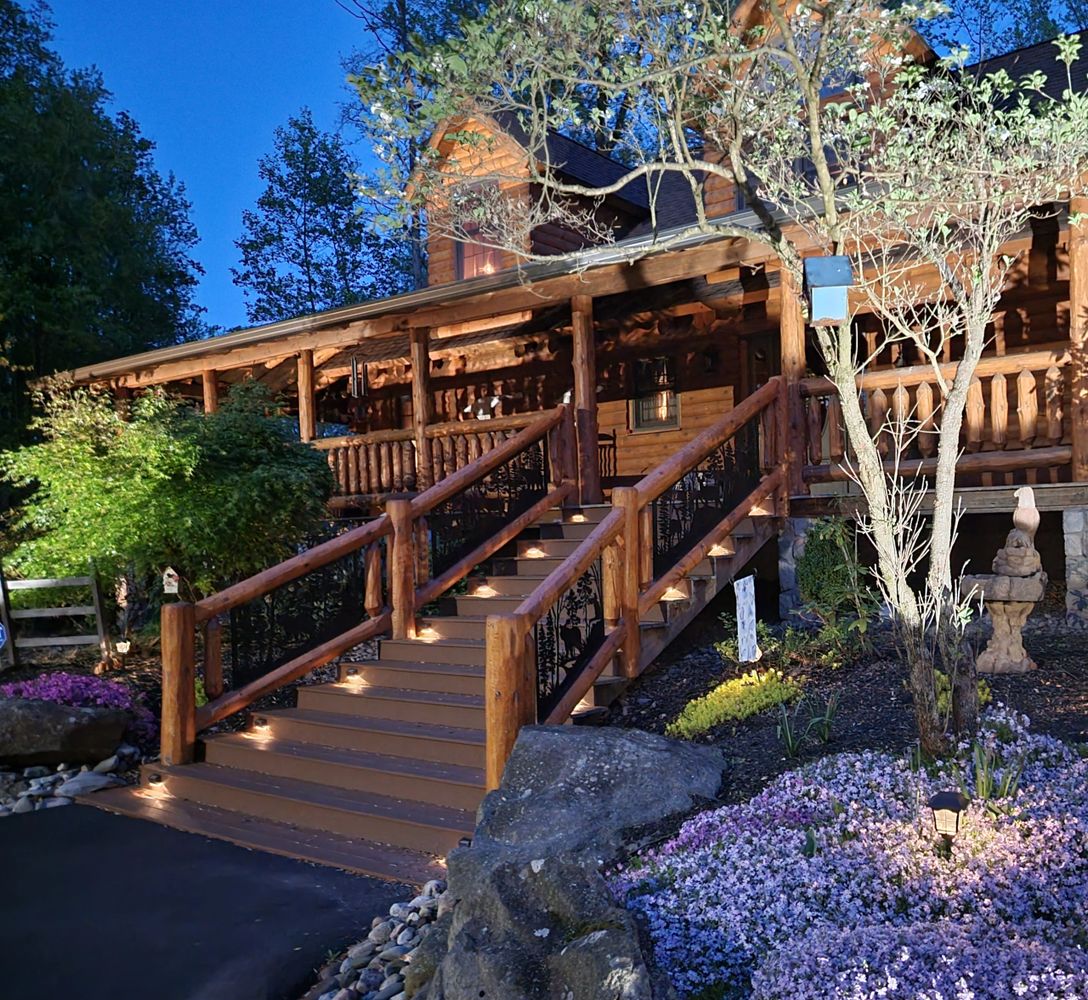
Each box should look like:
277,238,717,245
387,498,417,640
201,369,219,415
484,612,534,790
779,269,808,496
410,328,434,490
297,349,316,443
572,295,603,504
160,601,196,765
1071,197,1088,481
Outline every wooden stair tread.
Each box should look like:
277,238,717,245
157,762,475,833
266,706,486,745
85,787,441,883
385,637,486,650
203,733,485,787
306,684,483,709
352,659,484,676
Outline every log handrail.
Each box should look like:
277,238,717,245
633,377,784,504
409,407,566,518
799,347,1071,398
482,378,787,790
312,427,413,450
312,412,550,451
194,516,391,623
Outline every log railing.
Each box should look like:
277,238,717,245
800,348,1073,484
482,376,787,789
159,405,577,765
315,413,558,496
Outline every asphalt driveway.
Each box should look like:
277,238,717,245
0,805,408,1000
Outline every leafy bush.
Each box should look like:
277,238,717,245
0,671,156,746
795,518,877,636
613,709,1088,999
1,380,333,604
667,669,803,739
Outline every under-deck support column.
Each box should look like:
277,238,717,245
297,349,316,443
780,268,808,496
572,295,603,505
1070,197,1088,481
201,369,219,415
410,328,433,491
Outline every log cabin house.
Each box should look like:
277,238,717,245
64,33,1088,879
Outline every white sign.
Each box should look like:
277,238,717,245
163,567,180,595
733,574,761,663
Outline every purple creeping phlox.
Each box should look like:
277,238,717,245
0,671,157,746
609,707,1088,999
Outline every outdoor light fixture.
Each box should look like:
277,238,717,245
253,717,270,731
803,256,855,325
525,546,546,559
662,582,691,602
473,583,497,598
928,790,970,844
147,772,164,786
570,513,587,524
343,666,366,688
708,542,733,558
417,625,440,642
115,639,131,655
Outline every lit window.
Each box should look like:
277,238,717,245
632,357,679,430
455,223,502,280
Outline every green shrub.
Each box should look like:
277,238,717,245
795,518,877,638
1,380,333,606
935,669,992,720
667,668,804,739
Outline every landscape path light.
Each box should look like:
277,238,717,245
928,790,970,852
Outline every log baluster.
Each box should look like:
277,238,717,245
1045,364,1064,483
916,381,937,458
1017,368,1040,485
868,388,889,457
612,487,642,680
827,395,845,465
806,397,824,466
891,381,911,454
364,542,383,618
204,616,223,700
347,445,360,496
368,442,380,493
965,377,985,453
392,443,404,492
990,373,1010,485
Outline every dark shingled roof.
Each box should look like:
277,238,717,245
970,31,1088,101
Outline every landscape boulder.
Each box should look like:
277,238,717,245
0,699,129,767
416,725,726,1000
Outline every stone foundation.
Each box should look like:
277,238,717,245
1064,509,1088,621
778,517,812,618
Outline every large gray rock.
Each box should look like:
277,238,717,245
473,725,726,862
0,699,129,767
419,726,725,1000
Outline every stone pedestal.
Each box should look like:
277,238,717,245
976,601,1038,674
964,499,1046,675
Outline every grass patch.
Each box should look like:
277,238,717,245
666,668,804,740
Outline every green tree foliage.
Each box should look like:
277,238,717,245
0,381,333,600
232,108,411,324
0,0,205,445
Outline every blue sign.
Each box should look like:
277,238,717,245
0,622,6,650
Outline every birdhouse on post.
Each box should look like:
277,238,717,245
802,256,855,325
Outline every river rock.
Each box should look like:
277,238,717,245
56,771,122,797
0,700,128,767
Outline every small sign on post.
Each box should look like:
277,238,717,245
163,567,180,596
733,574,762,663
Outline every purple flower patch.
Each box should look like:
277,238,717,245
0,671,157,746
610,708,1088,999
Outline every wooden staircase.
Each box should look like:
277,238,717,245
89,385,788,883
91,499,775,882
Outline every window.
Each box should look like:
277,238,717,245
632,357,679,430
455,222,502,280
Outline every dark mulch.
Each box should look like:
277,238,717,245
608,604,1088,805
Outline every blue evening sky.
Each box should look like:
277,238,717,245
48,1,374,333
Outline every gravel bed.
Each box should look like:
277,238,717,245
0,744,142,816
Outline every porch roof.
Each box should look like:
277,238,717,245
58,200,781,387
